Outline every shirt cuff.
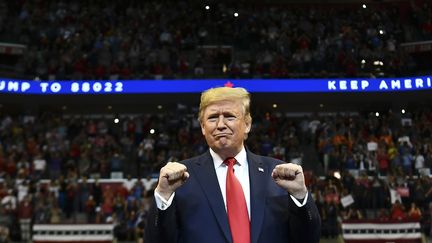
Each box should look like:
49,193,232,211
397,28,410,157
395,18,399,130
290,192,308,207
154,191,175,210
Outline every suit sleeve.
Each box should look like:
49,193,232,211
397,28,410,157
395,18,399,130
287,191,321,243
144,197,178,243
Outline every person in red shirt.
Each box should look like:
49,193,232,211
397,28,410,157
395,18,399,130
391,200,406,220
407,202,422,221
18,195,33,241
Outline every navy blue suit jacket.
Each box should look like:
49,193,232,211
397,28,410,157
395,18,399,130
145,150,321,243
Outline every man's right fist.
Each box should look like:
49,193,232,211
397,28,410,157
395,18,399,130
155,162,189,200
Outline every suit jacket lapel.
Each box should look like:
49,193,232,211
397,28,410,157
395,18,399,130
190,152,232,243
247,151,267,243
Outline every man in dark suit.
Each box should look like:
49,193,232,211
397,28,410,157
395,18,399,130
145,87,321,243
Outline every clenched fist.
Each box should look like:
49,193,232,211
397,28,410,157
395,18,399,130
271,163,307,199
155,162,190,200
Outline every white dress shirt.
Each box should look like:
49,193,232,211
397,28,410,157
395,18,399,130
155,147,308,211
211,147,251,218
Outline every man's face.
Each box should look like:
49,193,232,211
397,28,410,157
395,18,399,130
201,100,251,158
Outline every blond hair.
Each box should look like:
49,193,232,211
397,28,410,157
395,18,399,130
198,87,252,124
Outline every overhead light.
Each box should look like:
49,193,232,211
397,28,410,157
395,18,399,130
222,64,227,73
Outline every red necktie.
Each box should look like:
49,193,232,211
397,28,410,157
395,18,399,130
224,157,250,243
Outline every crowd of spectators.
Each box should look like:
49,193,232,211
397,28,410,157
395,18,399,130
0,0,431,241
307,108,432,237
1,0,432,80
314,109,432,176
0,106,431,241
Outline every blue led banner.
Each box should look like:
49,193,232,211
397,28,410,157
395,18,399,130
0,76,431,94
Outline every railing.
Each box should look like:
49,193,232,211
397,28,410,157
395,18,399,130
32,224,114,243
342,219,422,243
